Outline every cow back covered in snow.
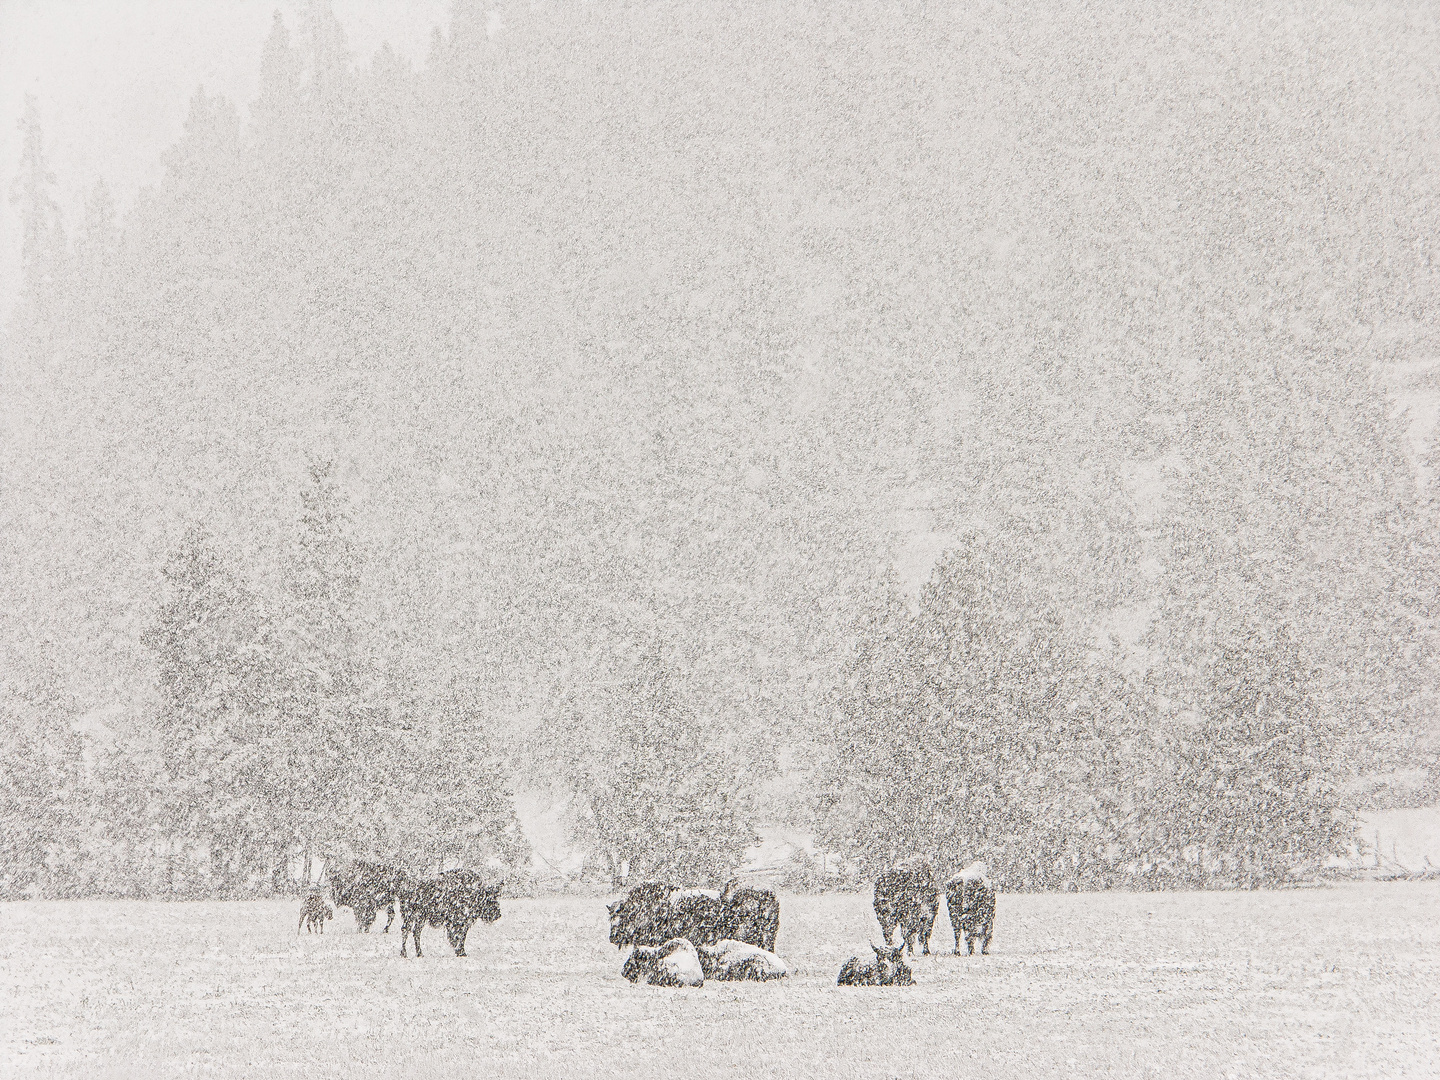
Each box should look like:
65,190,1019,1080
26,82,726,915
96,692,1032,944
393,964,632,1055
696,938,790,981
621,937,706,987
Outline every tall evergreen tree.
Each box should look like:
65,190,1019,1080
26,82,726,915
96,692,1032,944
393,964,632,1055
145,525,281,896
1162,622,1354,886
8,95,68,341
531,647,756,887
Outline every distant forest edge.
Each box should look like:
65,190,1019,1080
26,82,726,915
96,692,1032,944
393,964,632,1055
3,1,1439,899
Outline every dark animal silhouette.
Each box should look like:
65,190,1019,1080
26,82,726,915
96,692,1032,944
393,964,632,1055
697,938,790,981
608,878,780,952
621,937,705,987
873,856,939,956
837,944,914,986
328,859,406,933
298,892,333,934
718,879,780,953
399,870,503,958
945,861,997,955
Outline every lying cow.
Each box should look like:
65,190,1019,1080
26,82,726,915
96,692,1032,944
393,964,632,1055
298,892,333,934
945,861,997,955
608,878,780,952
621,937,705,987
697,939,790,981
328,859,406,933
873,855,939,956
398,870,503,958
837,943,914,986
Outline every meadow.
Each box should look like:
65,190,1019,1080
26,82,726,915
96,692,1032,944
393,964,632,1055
2,883,1437,1079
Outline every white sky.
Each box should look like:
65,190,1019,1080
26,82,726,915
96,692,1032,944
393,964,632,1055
0,0,451,320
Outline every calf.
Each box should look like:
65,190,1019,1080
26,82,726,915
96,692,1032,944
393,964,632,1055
837,943,914,986
697,939,790,981
298,893,333,934
621,938,705,987
945,861,997,955
399,870,503,958
873,856,939,956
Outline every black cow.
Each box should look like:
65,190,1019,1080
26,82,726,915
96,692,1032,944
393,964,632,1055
607,878,780,952
328,859,406,933
873,857,939,956
837,944,914,986
298,892,333,934
944,861,997,955
718,879,780,953
398,870,503,958
697,939,790,981
621,937,705,987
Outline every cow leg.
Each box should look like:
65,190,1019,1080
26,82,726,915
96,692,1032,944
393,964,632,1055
879,918,896,947
448,924,468,957
980,930,992,955
299,912,306,935
965,931,977,955
382,902,396,934
413,922,424,958
357,901,377,933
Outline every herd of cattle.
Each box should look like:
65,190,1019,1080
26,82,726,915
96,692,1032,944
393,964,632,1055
306,854,997,987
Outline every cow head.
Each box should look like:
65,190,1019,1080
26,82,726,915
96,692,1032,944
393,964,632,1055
475,883,503,924
608,899,631,947
872,944,911,985
621,944,661,982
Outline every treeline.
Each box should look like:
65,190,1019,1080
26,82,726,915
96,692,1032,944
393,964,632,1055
2,462,529,899
816,547,1355,891
3,1,1439,897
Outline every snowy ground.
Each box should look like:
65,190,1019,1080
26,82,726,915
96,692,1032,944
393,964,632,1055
2,884,1436,1079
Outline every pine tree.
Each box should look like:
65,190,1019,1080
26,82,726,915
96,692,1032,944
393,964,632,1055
0,670,84,899
1164,623,1353,886
254,11,303,134
8,95,68,341
277,459,369,872
145,525,280,896
533,647,756,887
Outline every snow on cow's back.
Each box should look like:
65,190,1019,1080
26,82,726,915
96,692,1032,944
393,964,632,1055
658,937,705,987
701,938,790,980
952,861,992,887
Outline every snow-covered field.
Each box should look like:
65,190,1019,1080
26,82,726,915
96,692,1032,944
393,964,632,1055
2,884,1437,1079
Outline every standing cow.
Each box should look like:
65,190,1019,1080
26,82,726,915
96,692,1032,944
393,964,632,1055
718,879,780,953
944,861,997,955
873,856,939,957
608,879,780,952
399,870,503,958
328,859,406,934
